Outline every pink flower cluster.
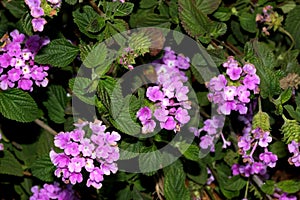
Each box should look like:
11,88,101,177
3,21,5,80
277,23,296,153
287,140,300,167
30,182,78,200
119,47,135,70
190,115,230,152
0,30,50,91
25,0,61,32
232,123,277,177
50,120,121,189
207,56,260,115
256,5,273,35
137,47,191,133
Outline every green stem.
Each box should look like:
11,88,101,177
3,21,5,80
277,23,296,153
244,178,250,199
258,96,262,112
279,27,295,51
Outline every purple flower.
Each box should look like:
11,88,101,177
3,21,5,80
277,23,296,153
106,131,121,146
238,134,252,151
7,68,22,82
68,157,86,173
10,30,25,43
259,151,277,167
79,138,95,157
208,75,227,92
242,74,260,90
70,129,84,142
231,164,240,175
54,132,71,148
64,142,80,157
243,63,256,75
50,150,70,168
6,42,21,57
69,172,83,184
25,0,41,8
175,85,189,102
237,85,250,103
154,107,169,122
223,86,237,101
223,56,239,68
161,116,176,130
199,135,214,149
226,66,242,80
258,131,272,147
137,106,152,122
0,53,12,68
32,18,47,32
30,7,44,18
177,55,190,70
89,119,106,134
146,86,164,102
18,78,33,91
141,119,156,134
251,162,266,174
218,101,236,115
0,75,14,90
175,107,190,124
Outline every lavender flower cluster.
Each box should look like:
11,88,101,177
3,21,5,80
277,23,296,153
287,140,300,167
30,182,78,200
190,115,230,152
25,0,61,32
137,47,191,133
256,5,274,36
0,30,50,91
50,120,121,189
207,56,260,115
232,117,277,177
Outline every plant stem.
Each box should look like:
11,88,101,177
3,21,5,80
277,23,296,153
244,178,249,199
34,119,57,136
258,96,262,112
88,0,105,17
279,27,295,51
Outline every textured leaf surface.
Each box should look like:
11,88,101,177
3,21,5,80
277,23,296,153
0,150,23,177
31,155,55,182
285,6,300,49
0,89,40,122
35,39,79,68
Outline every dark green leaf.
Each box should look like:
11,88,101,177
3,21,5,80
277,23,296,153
65,0,77,5
164,161,190,200
269,141,287,159
70,77,96,105
195,0,221,14
139,146,162,173
178,0,209,38
284,105,300,121
2,0,26,18
261,180,275,195
116,186,133,200
0,150,23,177
285,6,300,49
129,9,171,28
0,89,40,122
35,39,79,68
140,0,158,9
239,12,256,33
73,6,105,38
178,144,200,161
108,2,134,17
31,155,55,182
43,85,68,124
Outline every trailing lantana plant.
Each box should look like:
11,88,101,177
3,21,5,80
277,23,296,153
1,0,300,200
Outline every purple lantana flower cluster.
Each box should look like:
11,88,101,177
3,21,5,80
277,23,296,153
287,140,300,167
190,115,230,152
0,30,50,91
50,120,121,189
25,0,61,32
232,121,278,177
30,182,78,200
207,56,260,115
137,47,191,133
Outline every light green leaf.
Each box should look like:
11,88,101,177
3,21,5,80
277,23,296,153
261,180,275,195
70,77,96,105
164,161,190,200
213,7,232,21
43,85,68,124
139,146,162,173
106,2,134,17
178,143,200,161
279,1,296,14
82,43,108,69
0,89,40,122
285,6,300,49
0,150,23,177
284,105,300,122
31,155,55,182
35,39,79,68
277,180,300,193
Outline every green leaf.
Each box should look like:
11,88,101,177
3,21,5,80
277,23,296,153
285,6,300,49
31,155,55,182
140,0,158,9
35,39,79,68
139,146,162,173
129,9,171,28
239,12,256,33
73,6,105,38
195,0,221,15
284,105,300,122
178,143,200,161
119,140,145,160
18,13,33,36
106,2,134,17
279,1,296,14
70,77,96,105
2,0,26,18
43,85,68,124
65,0,77,5
0,89,40,122
178,0,209,38
0,150,23,177
116,186,133,200
269,141,287,159
164,161,190,200
209,21,227,38
223,175,247,191
261,180,275,195
213,7,232,21
231,20,246,44
82,43,108,69
277,180,300,193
